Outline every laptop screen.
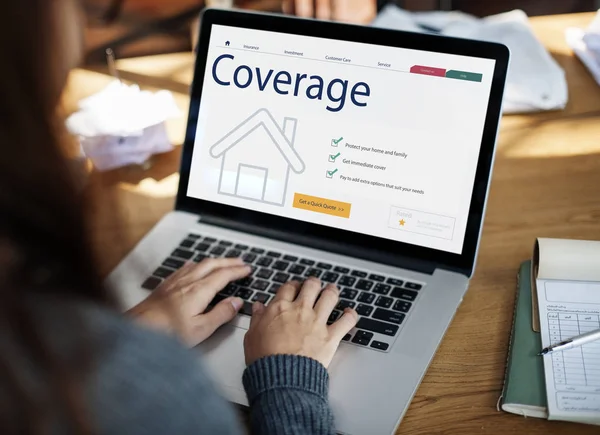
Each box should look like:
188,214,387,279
187,24,496,255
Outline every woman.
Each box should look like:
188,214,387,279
0,1,358,434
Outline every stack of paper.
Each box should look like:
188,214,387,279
373,6,568,114
566,10,600,86
66,81,181,171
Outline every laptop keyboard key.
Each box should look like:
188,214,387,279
234,244,249,250
386,278,403,286
268,283,280,294
317,262,332,270
256,268,274,279
357,292,375,304
352,330,374,346
272,261,290,271
373,308,405,325
355,279,374,291
305,268,322,278
356,304,374,317
342,333,352,341
356,318,399,336
373,283,391,295
256,257,273,267
375,296,393,308
236,288,254,300
338,276,356,287
251,247,265,254
141,277,162,290
292,276,304,282
321,272,339,283
203,237,217,243
240,301,254,316
405,282,423,290
242,253,257,263
351,270,368,278
273,272,290,283
336,300,356,310
267,251,281,258
210,246,226,256
391,288,418,301
225,249,242,258
283,255,298,261
218,240,233,247
327,310,341,324
369,274,385,282
392,300,412,313
180,239,195,248
289,264,306,275
195,243,211,252
221,284,238,296
251,292,270,304
334,266,350,274
163,257,184,269
251,280,270,291
370,341,389,351
153,267,174,279
236,277,253,287
188,234,201,240
340,288,358,300
172,248,194,260
300,258,315,266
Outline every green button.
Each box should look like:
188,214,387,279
445,70,483,82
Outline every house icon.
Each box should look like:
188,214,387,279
225,40,230,46
210,108,305,206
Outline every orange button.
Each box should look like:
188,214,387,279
293,193,351,218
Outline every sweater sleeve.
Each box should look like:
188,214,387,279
242,355,336,435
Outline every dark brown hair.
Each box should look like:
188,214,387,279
0,1,113,433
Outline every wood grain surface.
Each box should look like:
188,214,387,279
63,12,600,435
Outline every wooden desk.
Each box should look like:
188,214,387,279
66,12,600,435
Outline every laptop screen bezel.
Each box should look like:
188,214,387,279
176,8,509,276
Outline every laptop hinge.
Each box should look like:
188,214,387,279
198,214,440,275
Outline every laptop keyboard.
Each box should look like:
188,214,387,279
141,233,425,353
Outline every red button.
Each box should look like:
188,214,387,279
410,65,446,77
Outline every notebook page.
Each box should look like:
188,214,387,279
537,279,600,424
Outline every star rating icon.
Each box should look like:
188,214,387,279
399,219,406,226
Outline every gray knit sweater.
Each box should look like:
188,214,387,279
0,298,335,434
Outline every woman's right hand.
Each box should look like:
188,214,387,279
244,278,358,368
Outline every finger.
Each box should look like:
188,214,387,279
314,284,339,322
295,277,322,308
294,0,313,17
272,280,301,303
192,297,244,344
315,0,332,20
328,308,359,342
186,265,251,313
248,301,265,329
179,257,246,285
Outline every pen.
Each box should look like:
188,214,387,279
539,327,600,355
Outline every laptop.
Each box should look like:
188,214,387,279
107,9,509,435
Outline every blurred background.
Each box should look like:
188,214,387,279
83,0,600,63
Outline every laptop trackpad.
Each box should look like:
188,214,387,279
197,324,248,402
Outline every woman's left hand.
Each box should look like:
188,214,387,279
128,258,250,347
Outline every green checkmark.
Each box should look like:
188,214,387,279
329,152,341,161
333,137,343,144
327,168,338,177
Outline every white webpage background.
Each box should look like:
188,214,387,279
187,25,496,254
